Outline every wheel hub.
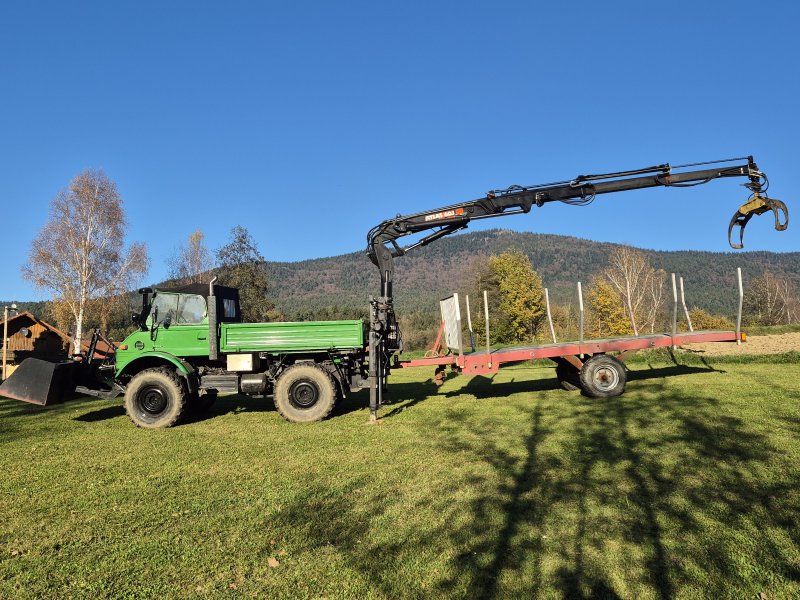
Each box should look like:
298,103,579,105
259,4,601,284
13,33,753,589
593,367,619,391
290,380,319,409
138,385,168,414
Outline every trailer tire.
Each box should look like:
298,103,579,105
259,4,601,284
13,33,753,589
274,363,336,423
579,354,626,398
555,360,581,391
124,368,188,428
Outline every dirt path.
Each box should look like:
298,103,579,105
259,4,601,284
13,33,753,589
682,332,800,356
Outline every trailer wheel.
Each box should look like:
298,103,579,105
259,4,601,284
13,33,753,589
555,359,581,391
274,363,336,423
579,354,626,398
124,368,187,428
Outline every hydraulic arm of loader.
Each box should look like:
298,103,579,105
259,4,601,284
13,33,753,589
363,155,789,420
0,329,120,405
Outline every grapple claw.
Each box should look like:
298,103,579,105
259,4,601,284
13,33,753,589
728,193,789,249
728,211,752,249
768,197,789,232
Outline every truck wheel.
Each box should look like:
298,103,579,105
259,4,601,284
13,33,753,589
124,368,188,428
274,363,336,423
555,359,581,391
579,354,626,398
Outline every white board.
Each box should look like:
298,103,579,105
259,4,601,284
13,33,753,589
439,293,463,354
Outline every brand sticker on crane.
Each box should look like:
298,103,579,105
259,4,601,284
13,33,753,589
424,207,465,222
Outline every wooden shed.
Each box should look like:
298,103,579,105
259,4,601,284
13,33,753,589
1,312,71,368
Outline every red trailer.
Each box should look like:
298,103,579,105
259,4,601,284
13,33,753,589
395,273,746,400
399,329,743,398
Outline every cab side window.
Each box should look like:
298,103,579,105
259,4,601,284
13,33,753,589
176,294,207,324
223,298,237,319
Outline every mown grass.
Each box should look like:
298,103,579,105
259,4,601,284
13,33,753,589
1,356,799,598
742,323,800,336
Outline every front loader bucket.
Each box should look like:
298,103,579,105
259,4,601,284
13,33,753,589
0,358,79,406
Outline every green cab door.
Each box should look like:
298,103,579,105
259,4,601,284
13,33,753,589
148,292,211,357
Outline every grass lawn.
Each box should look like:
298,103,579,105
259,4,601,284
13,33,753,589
1,354,799,598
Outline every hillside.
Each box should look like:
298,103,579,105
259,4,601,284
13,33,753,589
264,229,800,319
7,229,798,330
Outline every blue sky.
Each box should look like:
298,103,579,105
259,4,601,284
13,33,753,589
1,1,798,301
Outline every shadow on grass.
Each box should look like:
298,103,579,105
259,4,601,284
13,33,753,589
432,382,800,597
74,404,125,422
265,374,800,597
379,377,440,419
446,372,563,399
0,394,113,423
626,363,725,383
381,363,722,417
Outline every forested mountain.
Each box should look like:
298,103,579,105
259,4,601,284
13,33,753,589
6,229,797,337
264,229,800,320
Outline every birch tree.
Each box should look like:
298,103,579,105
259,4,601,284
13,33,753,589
744,271,798,325
602,246,665,335
24,170,149,353
167,229,214,284
644,268,668,334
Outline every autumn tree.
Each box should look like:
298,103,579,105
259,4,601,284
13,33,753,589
743,271,798,326
215,225,280,322
167,229,214,285
471,250,545,344
48,295,130,338
587,277,633,337
25,170,148,353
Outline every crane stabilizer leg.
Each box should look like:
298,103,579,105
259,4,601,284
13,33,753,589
728,193,789,249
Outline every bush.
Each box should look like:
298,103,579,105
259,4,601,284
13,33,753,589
688,307,734,330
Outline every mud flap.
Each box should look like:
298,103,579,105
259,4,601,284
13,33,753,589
0,358,79,406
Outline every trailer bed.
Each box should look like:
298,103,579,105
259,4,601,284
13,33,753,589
399,329,741,374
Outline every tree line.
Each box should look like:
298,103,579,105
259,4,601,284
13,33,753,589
443,247,799,352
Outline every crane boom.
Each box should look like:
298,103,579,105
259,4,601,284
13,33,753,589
367,156,787,298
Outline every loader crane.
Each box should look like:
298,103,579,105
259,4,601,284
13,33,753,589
364,156,788,420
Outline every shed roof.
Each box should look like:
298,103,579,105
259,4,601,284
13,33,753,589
1,311,71,343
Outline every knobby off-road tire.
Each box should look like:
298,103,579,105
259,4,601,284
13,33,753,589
124,368,188,428
555,359,581,391
274,363,337,423
579,354,626,398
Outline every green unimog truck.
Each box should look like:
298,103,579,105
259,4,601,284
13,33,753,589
0,280,371,428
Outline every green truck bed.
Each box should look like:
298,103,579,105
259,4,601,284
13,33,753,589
220,320,365,353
